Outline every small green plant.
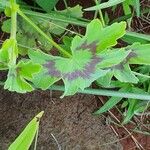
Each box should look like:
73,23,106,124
0,0,150,126
8,111,44,150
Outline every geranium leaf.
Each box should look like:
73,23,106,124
29,19,129,97
113,63,139,83
0,39,18,69
28,50,61,89
4,71,34,93
29,47,109,97
81,19,126,52
98,48,131,68
96,71,113,87
127,43,150,65
4,60,41,93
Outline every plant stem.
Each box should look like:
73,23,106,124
95,0,105,27
49,85,150,101
10,0,17,39
9,0,18,66
17,9,72,58
33,127,39,150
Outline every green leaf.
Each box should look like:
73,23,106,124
113,63,139,83
32,67,60,90
123,99,137,124
8,111,44,150
98,49,131,68
29,48,109,96
128,43,150,65
122,87,148,124
0,41,9,69
60,5,83,18
121,100,128,108
2,5,83,53
35,5,83,35
1,17,53,54
17,16,53,53
35,0,59,12
96,22,126,52
4,60,41,93
0,0,8,12
59,36,72,56
94,86,130,115
84,0,125,11
28,49,60,89
96,71,113,87
29,19,128,97
134,0,140,17
0,39,18,68
122,31,150,44
122,0,132,15
1,19,11,33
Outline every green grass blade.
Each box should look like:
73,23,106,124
122,99,137,124
93,96,123,115
22,9,89,27
8,111,44,150
134,0,140,17
93,86,130,115
84,0,125,11
122,31,150,44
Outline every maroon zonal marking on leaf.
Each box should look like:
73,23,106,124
44,56,102,80
111,51,137,71
44,40,102,80
125,51,137,62
77,41,98,53
63,56,101,80
44,61,61,77
113,63,124,70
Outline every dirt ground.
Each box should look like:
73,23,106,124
0,89,123,150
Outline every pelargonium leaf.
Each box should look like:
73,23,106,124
127,43,150,65
4,71,34,93
4,60,41,93
98,48,131,68
81,19,126,52
28,50,61,89
29,47,109,97
0,39,18,68
29,19,128,97
113,63,139,83
96,71,113,88
97,21,126,51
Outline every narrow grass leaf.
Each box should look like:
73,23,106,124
84,0,125,11
8,111,44,150
93,86,130,115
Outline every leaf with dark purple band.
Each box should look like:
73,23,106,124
127,43,150,65
29,43,109,97
29,19,128,97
